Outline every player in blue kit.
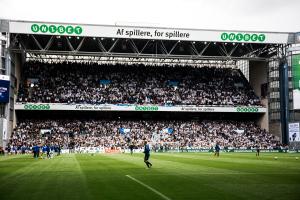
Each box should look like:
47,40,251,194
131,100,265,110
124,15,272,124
42,144,47,159
143,141,152,168
214,143,220,157
46,145,51,158
32,144,40,159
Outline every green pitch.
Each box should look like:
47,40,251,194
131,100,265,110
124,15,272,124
0,153,300,200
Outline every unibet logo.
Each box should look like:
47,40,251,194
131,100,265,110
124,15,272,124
24,104,51,110
135,106,159,111
31,24,83,35
236,107,259,112
221,32,266,42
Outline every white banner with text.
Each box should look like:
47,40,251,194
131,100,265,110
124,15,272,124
9,21,290,44
14,103,267,113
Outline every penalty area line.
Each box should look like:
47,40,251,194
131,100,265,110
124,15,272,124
126,175,172,200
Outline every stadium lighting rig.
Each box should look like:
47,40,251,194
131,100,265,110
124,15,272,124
25,54,237,68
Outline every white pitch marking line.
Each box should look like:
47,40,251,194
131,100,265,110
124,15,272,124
126,175,172,200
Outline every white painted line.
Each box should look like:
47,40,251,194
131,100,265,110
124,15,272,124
126,175,172,200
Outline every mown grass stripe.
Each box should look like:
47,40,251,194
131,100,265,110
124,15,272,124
126,175,172,200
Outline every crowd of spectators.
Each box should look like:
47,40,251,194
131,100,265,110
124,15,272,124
17,62,261,106
10,62,273,153
7,119,280,152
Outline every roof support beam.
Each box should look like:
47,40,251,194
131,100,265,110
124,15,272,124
66,37,75,51
190,42,199,56
75,37,85,51
199,42,211,56
44,36,54,51
159,40,168,55
228,43,239,57
31,35,43,50
96,38,107,52
108,38,119,53
129,39,140,54
139,40,149,55
168,42,179,55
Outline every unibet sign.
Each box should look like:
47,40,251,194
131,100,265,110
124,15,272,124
221,32,266,42
24,104,50,110
236,107,259,112
135,106,159,111
31,24,83,35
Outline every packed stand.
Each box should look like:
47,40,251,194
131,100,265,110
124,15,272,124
17,62,261,106
7,119,280,152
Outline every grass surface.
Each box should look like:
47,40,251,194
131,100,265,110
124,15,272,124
0,152,300,200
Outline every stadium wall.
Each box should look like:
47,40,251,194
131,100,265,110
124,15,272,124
258,99,269,131
12,53,22,129
0,33,10,147
294,112,300,121
249,61,267,97
269,122,282,141
249,61,269,131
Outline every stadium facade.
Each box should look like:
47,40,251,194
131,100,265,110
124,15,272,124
0,19,300,150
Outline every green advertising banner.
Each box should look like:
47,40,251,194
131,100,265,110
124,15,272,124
292,54,300,89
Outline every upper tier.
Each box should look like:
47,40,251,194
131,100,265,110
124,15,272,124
17,62,261,106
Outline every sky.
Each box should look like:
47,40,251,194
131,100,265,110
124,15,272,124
0,0,300,32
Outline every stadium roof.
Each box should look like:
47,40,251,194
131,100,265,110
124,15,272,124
1,19,296,63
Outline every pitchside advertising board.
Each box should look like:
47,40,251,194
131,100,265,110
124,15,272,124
288,122,300,142
0,75,10,103
8,21,290,44
292,54,300,109
14,103,267,113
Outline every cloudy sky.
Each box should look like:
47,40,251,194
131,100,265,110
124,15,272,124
0,0,300,32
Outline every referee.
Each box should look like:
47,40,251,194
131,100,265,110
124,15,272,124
143,141,152,168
